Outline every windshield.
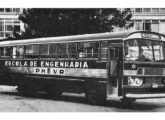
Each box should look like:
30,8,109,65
125,39,165,62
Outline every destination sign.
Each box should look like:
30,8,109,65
141,33,161,39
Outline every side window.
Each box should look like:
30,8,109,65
57,43,69,58
25,45,39,58
41,43,77,59
0,46,12,58
163,43,165,61
12,46,24,59
125,40,139,61
40,44,57,58
49,43,57,58
68,43,77,58
153,42,164,61
40,44,49,58
78,42,99,58
101,41,108,61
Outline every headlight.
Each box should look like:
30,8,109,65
128,77,143,86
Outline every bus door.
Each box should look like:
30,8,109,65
107,44,123,99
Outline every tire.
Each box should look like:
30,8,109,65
121,97,136,104
85,81,106,105
17,81,37,97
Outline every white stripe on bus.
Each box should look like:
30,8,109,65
9,67,107,78
123,70,137,76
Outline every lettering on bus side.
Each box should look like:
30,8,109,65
35,68,48,74
40,61,88,68
5,60,37,67
4,60,88,68
35,68,65,75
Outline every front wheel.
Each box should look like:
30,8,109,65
17,82,37,97
121,97,136,104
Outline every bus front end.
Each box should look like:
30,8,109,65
123,36,165,100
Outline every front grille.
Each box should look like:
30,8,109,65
144,77,162,86
145,68,163,75
137,67,164,76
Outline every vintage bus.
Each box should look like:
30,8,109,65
0,30,165,104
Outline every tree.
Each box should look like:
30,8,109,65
15,8,132,39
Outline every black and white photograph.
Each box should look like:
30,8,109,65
1,0,165,119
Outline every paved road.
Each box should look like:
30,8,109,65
0,85,165,112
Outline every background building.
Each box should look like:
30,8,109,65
1,8,165,39
132,8,165,33
0,8,24,39
114,8,165,34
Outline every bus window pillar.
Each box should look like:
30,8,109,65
12,47,17,58
19,47,24,58
3,47,6,56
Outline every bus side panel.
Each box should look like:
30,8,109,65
3,60,107,77
1,60,108,92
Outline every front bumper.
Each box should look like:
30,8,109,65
123,87,165,99
125,93,165,99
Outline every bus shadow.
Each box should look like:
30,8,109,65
104,100,161,111
0,91,163,111
60,94,162,111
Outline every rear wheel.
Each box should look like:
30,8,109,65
85,81,106,105
17,81,37,97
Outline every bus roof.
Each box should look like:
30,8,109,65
0,30,164,46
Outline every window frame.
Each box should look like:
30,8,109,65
24,44,40,59
77,41,100,59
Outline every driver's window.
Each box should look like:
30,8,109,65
138,40,153,61
125,40,139,60
125,39,154,61
153,42,164,61
163,43,165,61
